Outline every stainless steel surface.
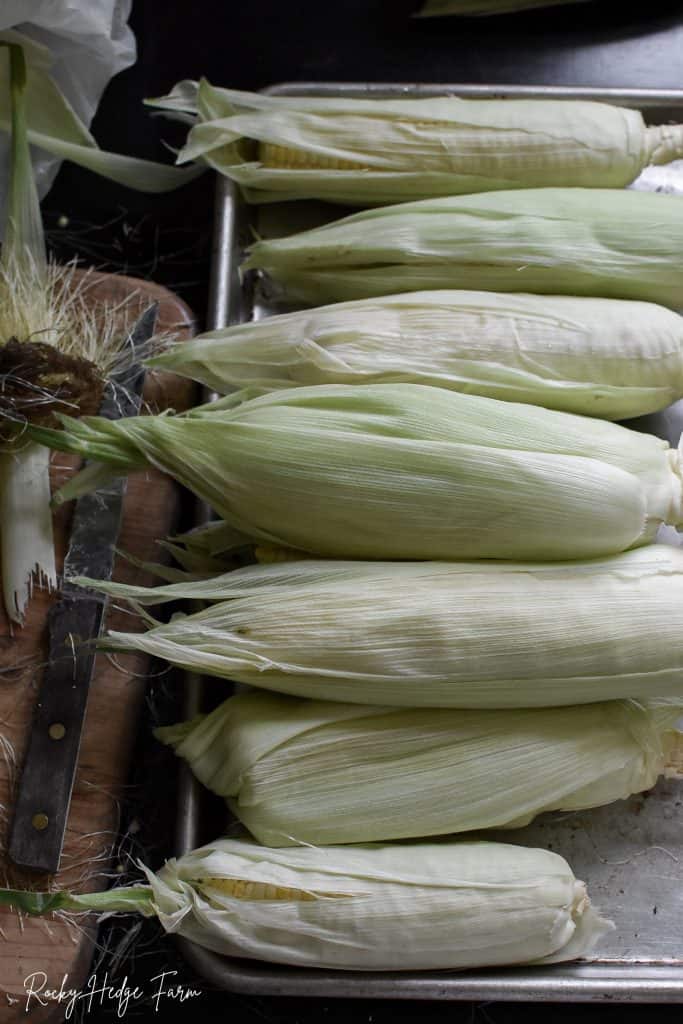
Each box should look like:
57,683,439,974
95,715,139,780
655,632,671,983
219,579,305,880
174,175,238,861
178,85,683,1001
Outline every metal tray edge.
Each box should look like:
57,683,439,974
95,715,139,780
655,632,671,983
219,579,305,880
265,81,683,104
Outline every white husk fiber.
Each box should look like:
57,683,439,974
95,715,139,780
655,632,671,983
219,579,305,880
89,546,683,708
156,692,683,847
148,289,683,420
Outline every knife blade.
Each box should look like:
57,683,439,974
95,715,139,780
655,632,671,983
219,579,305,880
8,303,157,874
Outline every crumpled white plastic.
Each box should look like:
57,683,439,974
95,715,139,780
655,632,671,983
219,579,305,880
0,0,136,198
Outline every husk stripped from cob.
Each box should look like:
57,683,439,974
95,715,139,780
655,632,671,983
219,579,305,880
0,837,612,971
73,546,683,708
0,39,193,624
148,289,683,420
156,691,683,847
27,383,683,563
149,82,683,205
243,188,683,308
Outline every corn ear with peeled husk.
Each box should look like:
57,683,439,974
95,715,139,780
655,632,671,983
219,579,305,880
78,546,683,708
148,290,683,420
29,383,683,562
0,837,612,970
157,691,683,847
148,81,683,205
244,188,683,308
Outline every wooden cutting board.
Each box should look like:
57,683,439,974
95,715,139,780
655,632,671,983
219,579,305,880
0,274,196,1021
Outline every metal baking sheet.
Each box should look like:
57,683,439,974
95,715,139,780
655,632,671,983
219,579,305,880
176,83,683,1002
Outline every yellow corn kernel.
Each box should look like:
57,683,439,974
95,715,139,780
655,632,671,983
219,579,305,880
260,142,367,171
198,877,346,901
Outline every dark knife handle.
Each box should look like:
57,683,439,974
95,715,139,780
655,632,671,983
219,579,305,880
8,593,105,873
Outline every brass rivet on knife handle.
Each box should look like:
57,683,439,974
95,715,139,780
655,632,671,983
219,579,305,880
8,304,157,875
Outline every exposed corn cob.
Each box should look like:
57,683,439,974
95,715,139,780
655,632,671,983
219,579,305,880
148,290,683,420
28,383,683,562
157,691,683,847
149,83,683,205
79,546,683,708
0,837,612,970
243,188,683,308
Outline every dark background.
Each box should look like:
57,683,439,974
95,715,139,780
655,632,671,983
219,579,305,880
41,0,683,1020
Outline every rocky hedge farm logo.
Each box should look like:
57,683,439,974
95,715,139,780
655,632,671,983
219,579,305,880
23,969,202,1017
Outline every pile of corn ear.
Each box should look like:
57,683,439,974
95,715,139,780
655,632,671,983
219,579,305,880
7,87,683,976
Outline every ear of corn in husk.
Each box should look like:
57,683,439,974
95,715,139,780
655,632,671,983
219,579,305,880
77,546,683,708
148,82,683,205
0,836,612,970
148,290,683,420
157,691,683,847
243,188,683,308
29,383,683,562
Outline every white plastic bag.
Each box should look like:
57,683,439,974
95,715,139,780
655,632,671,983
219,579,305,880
0,0,136,198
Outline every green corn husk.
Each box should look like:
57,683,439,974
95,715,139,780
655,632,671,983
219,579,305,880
148,290,683,420
78,546,683,708
243,188,683,308
0,837,612,970
157,691,683,847
28,383,683,563
418,0,588,14
148,82,683,205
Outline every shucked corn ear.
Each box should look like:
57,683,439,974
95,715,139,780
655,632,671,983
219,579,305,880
244,188,683,308
0,837,611,970
148,290,683,420
149,82,683,205
81,546,683,708
29,383,683,562
157,691,683,847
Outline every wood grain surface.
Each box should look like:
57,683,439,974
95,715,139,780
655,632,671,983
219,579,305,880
0,274,196,1021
